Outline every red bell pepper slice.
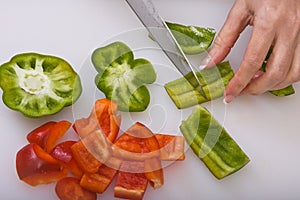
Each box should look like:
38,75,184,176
71,140,102,174
26,121,57,149
55,177,97,200
144,157,164,189
50,141,83,178
73,98,121,142
80,159,120,194
45,120,72,153
112,122,160,161
114,161,148,200
16,143,67,186
155,134,185,161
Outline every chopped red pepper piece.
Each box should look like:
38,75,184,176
113,122,160,161
16,143,67,186
73,99,121,142
80,159,120,194
114,161,148,200
55,177,97,200
50,141,83,178
144,157,164,189
71,140,102,174
26,121,57,149
155,134,185,161
45,120,72,153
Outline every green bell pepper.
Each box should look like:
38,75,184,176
150,22,215,55
0,53,82,117
164,61,234,109
180,105,250,179
166,22,215,54
92,41,156,112
261,48,295,96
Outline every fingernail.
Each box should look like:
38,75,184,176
223,95,235,104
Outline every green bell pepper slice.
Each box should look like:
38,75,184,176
261,48,295,96
166,22,216,54
92,41,156,112
0,53,82,117
164,61,234,109
180,105,250,179
150,22,215,55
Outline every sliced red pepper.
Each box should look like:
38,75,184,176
16,143,67,186
114,161,148,200
155,134,185,161
50,141,83,178
55,177,97,200
26,121,57,149
112,122,160,161
80,158,121,194
71,140,102,174
45,120,72,153
73,98,120,142
144,157,164,189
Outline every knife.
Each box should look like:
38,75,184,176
125,0,208,99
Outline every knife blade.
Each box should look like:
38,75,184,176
125,0,208,99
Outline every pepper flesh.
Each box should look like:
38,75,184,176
165,61,234,109
166,22,215,55
0,53,82,117
92,42,156,112
180,105,250,179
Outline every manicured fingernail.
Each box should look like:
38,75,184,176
224,95,235,104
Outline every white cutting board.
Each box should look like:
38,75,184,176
0,0,300,199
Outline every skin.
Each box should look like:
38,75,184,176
204,0,300,103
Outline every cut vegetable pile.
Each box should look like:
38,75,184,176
16,98,185,200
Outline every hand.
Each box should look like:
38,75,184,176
204,0,300,103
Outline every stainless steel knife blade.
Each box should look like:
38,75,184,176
125,0,208,99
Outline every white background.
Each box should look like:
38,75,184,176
0,0,300,199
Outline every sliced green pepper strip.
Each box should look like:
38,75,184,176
92,41,156,112
149,22,215,55
164,61,234,109
0,53,82,117
261,48,295,96
180,106,250,179
165,22,215,55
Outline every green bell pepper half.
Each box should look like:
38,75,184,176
164,61,234,109
149,22,215,55
0,53,82,117
261,48,295,96
92,41,156,112
180,105,250,179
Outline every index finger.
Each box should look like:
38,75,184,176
204,0,251,67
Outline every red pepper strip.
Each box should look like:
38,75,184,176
73,98,120,142
55,177,97,200
50,141,83,178
45,120,72,153
80,158,121,194
155,134,185,161
71,140,102,174
144,157,164,189
114,161,148,200
16,143,67,186
112,122,160,161
26,121,57,149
